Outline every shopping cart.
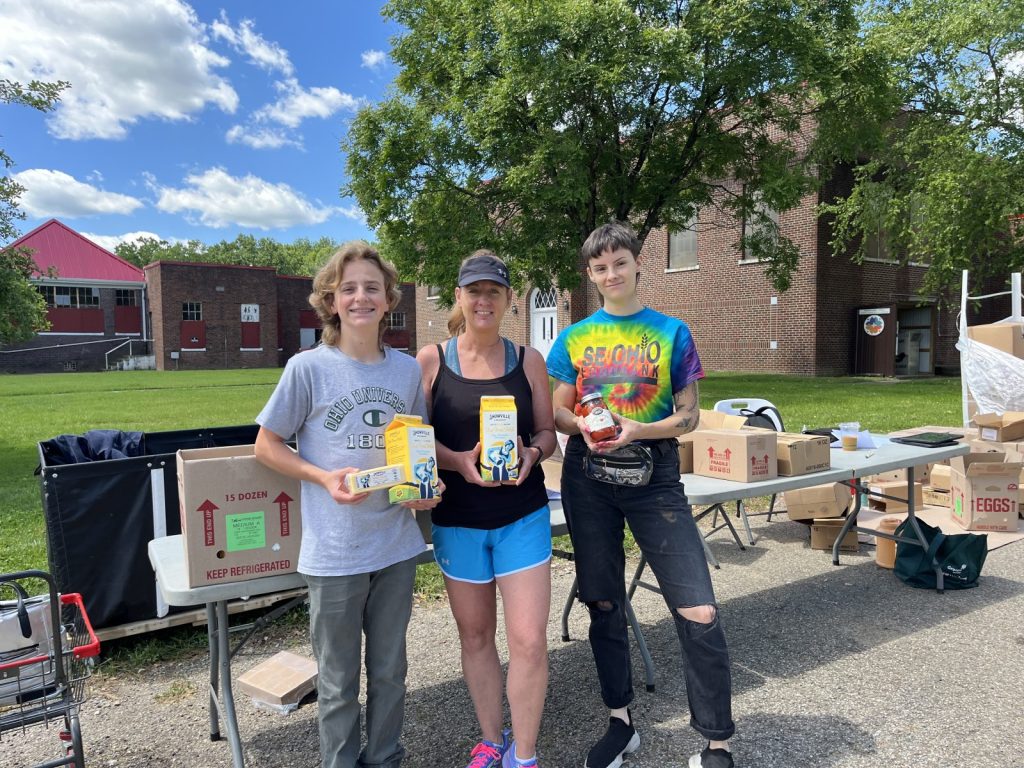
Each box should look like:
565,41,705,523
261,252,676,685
0,570,100,768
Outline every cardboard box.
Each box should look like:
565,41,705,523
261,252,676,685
867,480,924,513
949,453,1023,531
479,396,518,483
384,415,439,504
345,464,406,494
692,429,777,482
677,409,747,473
809,518,859,552
177,445,302,588
772,431,830,476
928,464,952,491
923,486,951,507
866,464,932,485
972,412,1024,443
236,651,317,709
967,321,1024,359
784,483,850,521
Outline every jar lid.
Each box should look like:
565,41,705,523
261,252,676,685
580,392,603,404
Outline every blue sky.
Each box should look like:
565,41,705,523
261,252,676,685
1,0,398,252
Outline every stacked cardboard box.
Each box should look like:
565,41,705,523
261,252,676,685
949,453,1023,531
677,409,747,473
809,518,859,552
867,480,924,514
692,429,778,482
783,483,850,522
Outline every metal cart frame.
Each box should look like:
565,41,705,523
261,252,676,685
1,570,100,768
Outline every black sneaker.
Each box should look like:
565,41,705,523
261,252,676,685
688,743,734,768
584,712,640,768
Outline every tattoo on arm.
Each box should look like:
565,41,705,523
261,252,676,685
673,381,699,433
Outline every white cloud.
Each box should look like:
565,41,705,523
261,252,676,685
0,0,237,140
80,230,167,252
155,167,336,229
210,11,293,76
11,169,144,218
337,204,367,224
361,50,386,71
254,78,363,128
225,125,302,150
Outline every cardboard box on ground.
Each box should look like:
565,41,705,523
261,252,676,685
809,519,859,552
783,483,851,522
177,445,302,588
867,480,924,514
236,651,318,712
949,452,1023,532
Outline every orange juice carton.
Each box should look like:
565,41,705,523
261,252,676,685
385,415,440,504
479,396,518,483
345,464,407,494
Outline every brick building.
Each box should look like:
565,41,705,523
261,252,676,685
3,219,418,373
1,219,147,373
415,165,980,377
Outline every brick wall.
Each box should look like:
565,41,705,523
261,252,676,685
275,275,313,366
146,262,280,371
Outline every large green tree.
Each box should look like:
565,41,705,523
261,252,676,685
1,79,68,344
115,234,338,276
344,0,889,297
823,0,1024,295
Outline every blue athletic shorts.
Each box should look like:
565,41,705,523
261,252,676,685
431,505,552,583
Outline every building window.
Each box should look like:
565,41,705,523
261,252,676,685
116,289,138,306
864,226,891,262
668,220,698,270
38,285,99,308
182,302,203,321
387,311,407,329
740,193,779,263
426,285,441,300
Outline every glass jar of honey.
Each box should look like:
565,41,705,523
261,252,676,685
580,392,619,442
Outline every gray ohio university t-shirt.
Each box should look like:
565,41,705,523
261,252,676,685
256,344,428,576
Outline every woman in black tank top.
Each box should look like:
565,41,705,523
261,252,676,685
415,251,556,767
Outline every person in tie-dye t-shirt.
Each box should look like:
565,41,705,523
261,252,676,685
547,221,737,768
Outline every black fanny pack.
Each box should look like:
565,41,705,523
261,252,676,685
583,443,654,486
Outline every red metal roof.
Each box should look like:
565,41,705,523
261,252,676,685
10,219,144,282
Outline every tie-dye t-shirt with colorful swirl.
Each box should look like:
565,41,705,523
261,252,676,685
547,307,704,423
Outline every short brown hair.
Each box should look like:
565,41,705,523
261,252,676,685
580,220,641,261
309,241,402,347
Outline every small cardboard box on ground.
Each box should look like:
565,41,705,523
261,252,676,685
867,480,924,513
928,463,952,491
692,429,777,482
677,409,746,473
784,483,850,522
949,452,1023,531
177,445,302,588
810,518,858,552
866,464,932,486
972,412,1024,443
967,321,1024,359
236,651,317,712
923,486,951,507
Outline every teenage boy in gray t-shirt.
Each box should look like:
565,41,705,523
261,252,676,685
256,243,443,768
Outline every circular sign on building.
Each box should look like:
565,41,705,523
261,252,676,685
863,314,885,336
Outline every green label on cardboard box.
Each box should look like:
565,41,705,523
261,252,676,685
225,511,266,551
954,497,962,517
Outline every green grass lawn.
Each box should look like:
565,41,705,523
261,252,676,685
1,368,965,581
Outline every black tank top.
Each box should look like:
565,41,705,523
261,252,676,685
430,341,549,529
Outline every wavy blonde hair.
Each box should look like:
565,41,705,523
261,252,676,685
309,242,401,348
446,249,513,336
